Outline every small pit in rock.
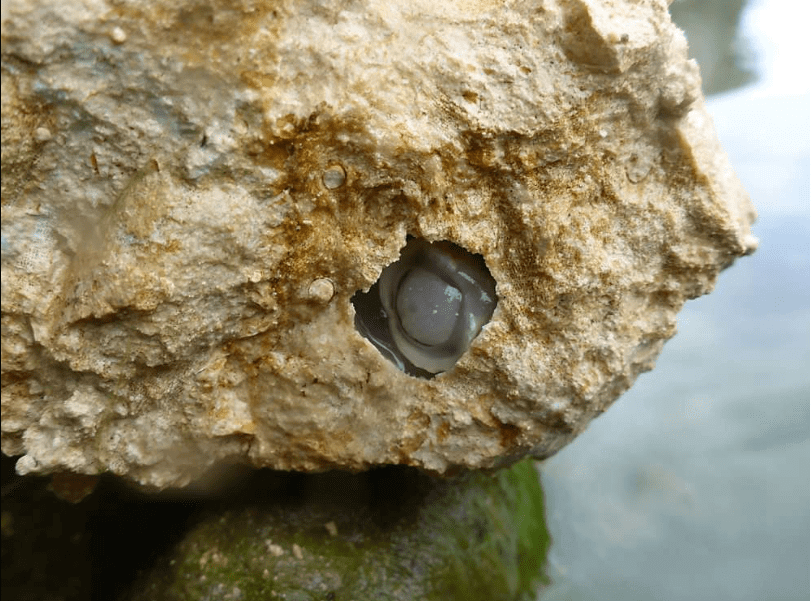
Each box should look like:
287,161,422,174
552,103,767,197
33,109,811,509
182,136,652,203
352,237,497,378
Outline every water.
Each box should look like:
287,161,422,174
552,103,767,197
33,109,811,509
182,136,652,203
538,0,810,599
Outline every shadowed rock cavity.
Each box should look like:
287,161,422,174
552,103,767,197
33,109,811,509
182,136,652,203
352,237,498,378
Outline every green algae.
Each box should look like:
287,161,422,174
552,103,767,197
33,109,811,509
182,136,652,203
131,460,550,600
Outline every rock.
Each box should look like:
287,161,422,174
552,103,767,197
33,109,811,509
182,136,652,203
128,460,550,600
1,0,756,487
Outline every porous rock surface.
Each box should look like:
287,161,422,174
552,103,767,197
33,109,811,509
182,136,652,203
1,0,756,487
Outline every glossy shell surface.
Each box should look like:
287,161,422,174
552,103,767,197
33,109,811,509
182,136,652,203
354,238,497,376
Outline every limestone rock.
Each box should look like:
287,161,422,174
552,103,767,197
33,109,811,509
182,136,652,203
1,0,756,487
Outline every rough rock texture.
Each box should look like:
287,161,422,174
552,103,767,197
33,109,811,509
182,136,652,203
1,0,757,487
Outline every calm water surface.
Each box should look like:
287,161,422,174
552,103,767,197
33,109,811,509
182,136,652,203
538,0,810,599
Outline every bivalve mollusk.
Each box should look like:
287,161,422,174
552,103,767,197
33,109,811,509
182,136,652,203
353,238,497,377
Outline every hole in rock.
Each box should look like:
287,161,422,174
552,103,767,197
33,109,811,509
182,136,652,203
351,237,497,379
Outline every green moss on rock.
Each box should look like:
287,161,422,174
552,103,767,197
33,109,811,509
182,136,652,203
131,460,549,600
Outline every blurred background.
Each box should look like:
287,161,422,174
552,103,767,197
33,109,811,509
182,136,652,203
538,0,810,599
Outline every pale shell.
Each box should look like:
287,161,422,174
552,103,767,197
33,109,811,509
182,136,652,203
353,238,497,377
